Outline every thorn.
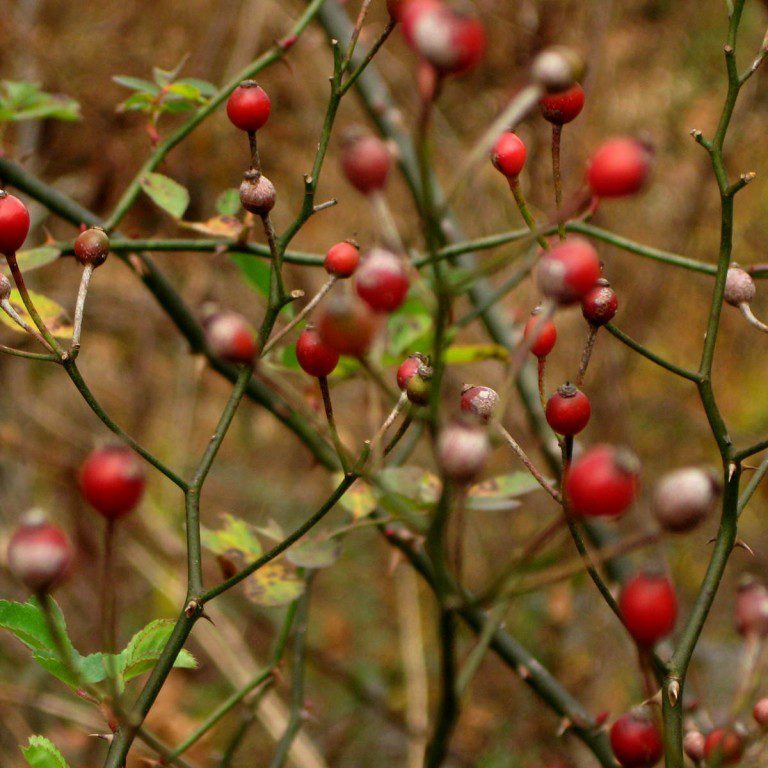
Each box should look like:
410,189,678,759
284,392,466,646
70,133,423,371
516,664,531,680
556,717,572,736
668,679,680,707
89,733,114,742
387,548,404,576
642,689,663,708
200,609,216,625
728,462,738,481
724,44,735,55
734,539,756,556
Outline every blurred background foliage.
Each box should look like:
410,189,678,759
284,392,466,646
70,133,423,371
1,0,768,766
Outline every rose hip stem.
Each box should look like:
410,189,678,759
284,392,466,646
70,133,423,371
71,263,94,354
509,180,549,250
496,425,561,502
261,277,337,355
317,375,350,473
551,125,565,240
575,324,599,386
369,190,405,252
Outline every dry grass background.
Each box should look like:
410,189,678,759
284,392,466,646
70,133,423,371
2,0,768,766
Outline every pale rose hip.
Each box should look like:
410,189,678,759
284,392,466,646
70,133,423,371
437,421,490,483
79,445,146,520
324,241,360,278
531,46,584,92
724,266,756,306
490,132,527,180
409,6,486,74
609,710,663,768
317,293,378,357
226,81,271,132
587,137,651,198
683,731,706,763
565,444,639,518
539,83,585,125
523,308,557,358
203,310,258,365
397,353,427,391
296,327,339,378
734,577,768,638
581,278,618,326
355,248,409,313
536,237,602,305
651,467,720,533
754,698,768,727
400,0,441,45
341,130,391,195
239,170,276,216
0,191,31,255
7,512,73,593
545,383,591,436
619,572,678,647
74,227,110,267
704,728,744,766
460,385,499,424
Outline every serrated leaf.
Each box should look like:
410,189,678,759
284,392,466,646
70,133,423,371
118,619,196,682
0,289,72,338
179,215,243,238
21,735,70,768
243,563,304,607
112,75,160,94
165,82,203,101
286,537,341,569
202,513,262,560
466,472,546,511
139,172,189,219
215,188,242,216
2,246,61,274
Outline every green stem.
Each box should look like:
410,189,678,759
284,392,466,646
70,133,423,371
318,375,350,473
510,182,548,249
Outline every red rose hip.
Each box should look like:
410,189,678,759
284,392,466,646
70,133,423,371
490,132,527,180
397,353,427,391
355,248,409,313
545,383,591,435
539,83,585,125
619,572,678,647
316,293,378,357
704,728,744,766
581,278,618,326
0,191,31,255
609,710,663,768
7,512,73,593
523,308,557,358
79,445,147,520
536,237,602,305
341,130,391,195
203,310,258,365
587,137,651,198
460,385,499,424
296,327,339,378
226,81,271,132
565,444,639,517
324,241,360,278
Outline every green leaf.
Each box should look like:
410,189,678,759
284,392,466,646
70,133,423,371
286,537,341,569
0,289,73,338
0,81,80,124
466,472,547,512
0,598,61,653
139,172,189,219
243,564,304,607
117,619,197,682
165,82,203,101
4,246,61,274
387,312,432,357
215,188,241,216
21,735,70,768
117,93,155,113
334,474,378,521
444,344,509,365
176,78,217,97
230,253,270,298
202,513,262,560
112,75,160,94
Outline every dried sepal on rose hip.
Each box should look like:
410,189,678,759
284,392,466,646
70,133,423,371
296,326,339,379
460,385,499,424
587,137,652,198
79,444,147,520
581,277,618,326
734,576,768,638
609,708,664,768
324,240,360,279
226,81,271,133
340,128,391,195
202,308,258,365
7,510,73,593
523,307,557,358
565,444,639,518
539,83,585,125
536,237,602,305
619,571,678,648
437,420,490,484
316,292,379,358
651,466,720,533
0,190,31,255
74,227,110,267
239,170,276,216
355,248,409,313
530,46,585,93
545,383,591,436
